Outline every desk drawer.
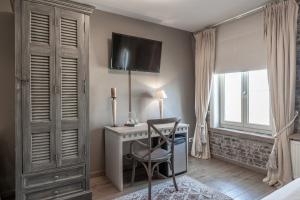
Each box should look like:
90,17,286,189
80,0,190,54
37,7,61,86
24,166,85,189
25,181,84,200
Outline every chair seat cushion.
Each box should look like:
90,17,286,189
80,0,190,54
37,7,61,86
132,148,170,162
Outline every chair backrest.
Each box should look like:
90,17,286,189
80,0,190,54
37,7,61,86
145,117,181,160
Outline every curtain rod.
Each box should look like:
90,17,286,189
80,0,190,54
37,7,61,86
194,5,265,34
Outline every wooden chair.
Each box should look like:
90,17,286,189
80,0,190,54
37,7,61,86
130,117,181,200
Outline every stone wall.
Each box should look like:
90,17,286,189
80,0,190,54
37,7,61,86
294,6,300,131
209,128,273,172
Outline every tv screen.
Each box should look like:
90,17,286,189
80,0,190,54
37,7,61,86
110,33,162,73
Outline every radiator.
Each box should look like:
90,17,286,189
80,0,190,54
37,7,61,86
291,140,300,179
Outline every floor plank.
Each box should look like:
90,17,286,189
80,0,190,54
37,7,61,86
91,157,276,200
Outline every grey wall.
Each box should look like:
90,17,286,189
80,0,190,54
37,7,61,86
89,10,195,175
0,0,195,188
0,0,15,195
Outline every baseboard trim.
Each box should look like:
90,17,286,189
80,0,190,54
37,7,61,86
90,170,105,178
212,154,267,175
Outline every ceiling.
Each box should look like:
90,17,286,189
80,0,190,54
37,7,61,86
77,0,268,32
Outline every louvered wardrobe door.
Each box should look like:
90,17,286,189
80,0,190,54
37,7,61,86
56,9,86,166
22,2,56,172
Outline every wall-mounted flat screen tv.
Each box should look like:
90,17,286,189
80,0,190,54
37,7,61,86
110,33,162,73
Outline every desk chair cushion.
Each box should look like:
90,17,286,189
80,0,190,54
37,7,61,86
132,148,170,162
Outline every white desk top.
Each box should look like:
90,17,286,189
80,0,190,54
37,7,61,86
105,123,189,136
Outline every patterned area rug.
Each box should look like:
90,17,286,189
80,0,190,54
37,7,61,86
115,176,232,200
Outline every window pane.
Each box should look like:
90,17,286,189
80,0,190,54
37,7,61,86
224,72,242,123
248,69,270,126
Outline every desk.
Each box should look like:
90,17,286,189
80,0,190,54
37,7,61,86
104,123,189,191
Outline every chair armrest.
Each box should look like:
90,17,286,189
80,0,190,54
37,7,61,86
130,140,148,154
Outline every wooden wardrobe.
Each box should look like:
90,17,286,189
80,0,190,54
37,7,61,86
14,0,94,199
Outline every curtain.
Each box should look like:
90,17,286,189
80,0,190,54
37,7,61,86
263,0,298,186
191,29,216,159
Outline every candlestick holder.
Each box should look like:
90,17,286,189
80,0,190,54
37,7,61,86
111,88,117,127
111,97,117,127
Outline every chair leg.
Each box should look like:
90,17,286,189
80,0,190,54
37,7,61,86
169,159,178,191
156,165,160,177
148,162,152,200
131,159,137,185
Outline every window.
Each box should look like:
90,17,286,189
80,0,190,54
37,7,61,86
220,69,271,133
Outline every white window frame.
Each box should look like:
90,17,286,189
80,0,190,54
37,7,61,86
219,71,272,134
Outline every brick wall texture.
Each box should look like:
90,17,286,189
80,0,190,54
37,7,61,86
209,130,273,170
294,3,300,131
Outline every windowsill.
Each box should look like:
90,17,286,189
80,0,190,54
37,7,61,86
209,127,274,144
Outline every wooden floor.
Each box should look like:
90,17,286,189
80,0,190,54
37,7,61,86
91,157,276,200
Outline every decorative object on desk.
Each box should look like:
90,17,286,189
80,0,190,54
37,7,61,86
125,111,138,127
124,70,138,127
156,89,167,119
114,176,232,200
111,88,117,127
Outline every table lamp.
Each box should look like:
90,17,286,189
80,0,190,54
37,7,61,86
156,90,167,119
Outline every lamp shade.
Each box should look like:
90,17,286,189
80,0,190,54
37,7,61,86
156,90,167,99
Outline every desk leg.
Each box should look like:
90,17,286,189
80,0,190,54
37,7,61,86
105,131,123,191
